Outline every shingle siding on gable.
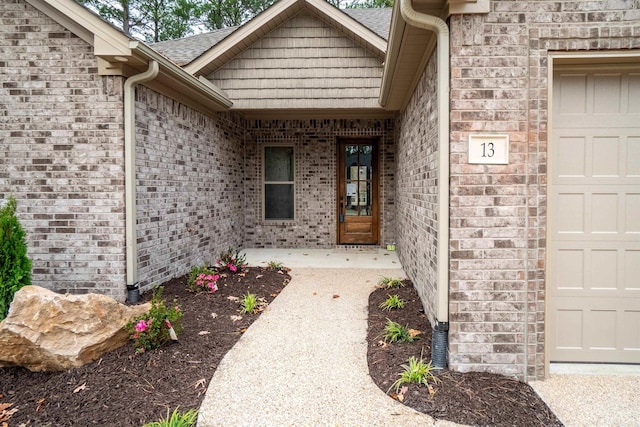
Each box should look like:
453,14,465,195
0,0,126,299
134,88,246,290
207,11,384,110
446,0,640,380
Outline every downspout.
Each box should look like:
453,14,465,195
124,61,159,300
399,0,450,368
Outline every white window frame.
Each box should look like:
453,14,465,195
263,145,295,221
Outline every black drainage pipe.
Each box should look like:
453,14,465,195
432,321,449,369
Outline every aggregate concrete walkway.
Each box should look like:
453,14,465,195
198,248,458,426
197,249,640,426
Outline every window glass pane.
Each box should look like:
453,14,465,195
265,183,294,219
265,147,293,182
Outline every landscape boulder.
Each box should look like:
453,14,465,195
0,286,150,372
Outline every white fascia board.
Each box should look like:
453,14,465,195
27,0,132,56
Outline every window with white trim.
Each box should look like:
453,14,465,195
264,146,294,220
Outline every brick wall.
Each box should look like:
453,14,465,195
0,0,126,299
244,118,395,248
135,87,245,290
395,55,440,326
448,0,640,380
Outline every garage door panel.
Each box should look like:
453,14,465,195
550,245,640,294
628,73,640,113
628,137,640,175
550,297,640,362
622,310,640,351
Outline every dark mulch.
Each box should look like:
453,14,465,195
0,267,291,426
367,281,563,426
2,269,563,426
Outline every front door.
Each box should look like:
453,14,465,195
338,138,379,245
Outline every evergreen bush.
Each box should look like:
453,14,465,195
0,197,32,321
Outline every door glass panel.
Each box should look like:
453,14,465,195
344,144,372,217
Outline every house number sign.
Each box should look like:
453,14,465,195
468,134,509,165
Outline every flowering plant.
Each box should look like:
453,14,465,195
216,247,247,274
126,286,183,354
188,265,219,293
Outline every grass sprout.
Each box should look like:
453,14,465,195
267,260,284,270
379,294,406,311
388,352,440,394
240,292,259,314
378,276,405,289
382,319,418,343
142,408,198,427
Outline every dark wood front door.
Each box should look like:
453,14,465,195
337,138,379,245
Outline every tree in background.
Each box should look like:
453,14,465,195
198,0,277,30
78,0,199,41
77,0,393,41
0,197,32,321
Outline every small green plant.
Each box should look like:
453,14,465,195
379,294,406,311
382,319,418,343
126,287,183,354
216,247,247,273
187,264,219,293
0,197,32,321
142,407,198,427
388,352,439,394
267,260,283,270
378,276,405,289
240,292,258,314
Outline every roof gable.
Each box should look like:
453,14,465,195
207,10,385,113
184,0,387,77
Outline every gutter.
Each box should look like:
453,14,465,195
398,0,451,367
124,60,159,295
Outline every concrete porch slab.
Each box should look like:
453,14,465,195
241,247,402,269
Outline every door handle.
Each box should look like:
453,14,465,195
339,197,344,223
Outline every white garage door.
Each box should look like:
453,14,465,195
549,64,640,363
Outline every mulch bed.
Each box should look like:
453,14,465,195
0,267,291,426
2,269,563,426
367,281,563,426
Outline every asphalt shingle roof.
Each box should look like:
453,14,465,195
150,8,391,66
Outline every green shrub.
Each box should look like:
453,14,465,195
379,294,406,311
142,408,198,427
382,319,418,343
267,260,283,270
126,287,183,354
388,352,439,393
0,197,32,320
240,292,258,314
378,276,405,289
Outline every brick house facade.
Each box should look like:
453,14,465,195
1,0,639,381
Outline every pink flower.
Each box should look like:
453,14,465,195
134,319,148,332
133,333,139,339
199,273,206,279
206,275,214,281
229,264,237,272
213,275,220,281
196,280,203,286
207,282,218,293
